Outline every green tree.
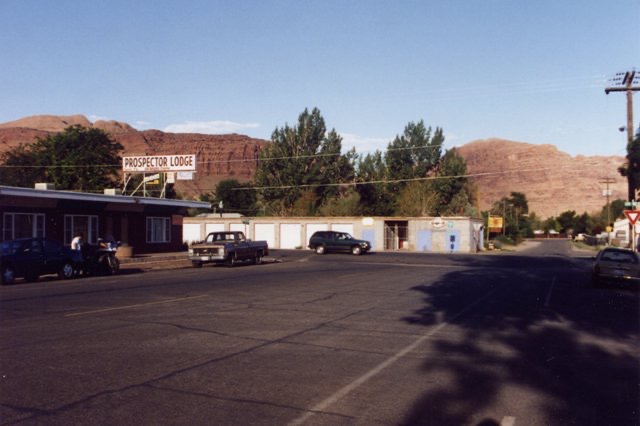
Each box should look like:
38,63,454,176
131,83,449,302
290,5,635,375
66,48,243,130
430,148,470,216
207,179,258,216
254,108,354,216
395,181,438,216
385,120,443,191
355,151,395,216
618,125,640,200
0,145,44,187
557,210,578,233
0,125,123,191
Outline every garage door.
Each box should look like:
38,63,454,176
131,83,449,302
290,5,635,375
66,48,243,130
280,224,302,249
183,224,201,244
254,224,276,248
332,223,354,235
205,223,225,234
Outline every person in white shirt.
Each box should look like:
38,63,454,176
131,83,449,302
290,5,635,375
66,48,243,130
71,232,83,251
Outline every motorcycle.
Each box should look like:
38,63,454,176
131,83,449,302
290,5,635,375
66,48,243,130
81,239,120,276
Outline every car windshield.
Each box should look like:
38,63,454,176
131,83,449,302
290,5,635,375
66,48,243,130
600,250,638,264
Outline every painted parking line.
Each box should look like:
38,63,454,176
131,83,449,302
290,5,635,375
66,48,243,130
64,294,208,317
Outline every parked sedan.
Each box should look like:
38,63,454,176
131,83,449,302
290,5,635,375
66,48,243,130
592,247,640,288
1,238,83,285
308,231,371,255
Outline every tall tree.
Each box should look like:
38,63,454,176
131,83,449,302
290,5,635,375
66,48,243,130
254,108,353,215
0,125,123,191
355,150,395,216
0,145,44,187
385,121,443,187
208,179,258,216
430,148,470,216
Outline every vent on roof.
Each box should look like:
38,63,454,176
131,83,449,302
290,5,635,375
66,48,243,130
35,183,55,190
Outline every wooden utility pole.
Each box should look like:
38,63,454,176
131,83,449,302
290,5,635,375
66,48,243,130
605,70,640,200
599,177,616,226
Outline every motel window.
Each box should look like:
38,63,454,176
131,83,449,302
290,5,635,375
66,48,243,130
146,217,171,243
2,213,45,240
64,215,99,246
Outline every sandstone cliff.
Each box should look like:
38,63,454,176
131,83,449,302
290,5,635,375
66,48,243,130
0,115,268,197
457,139,627,219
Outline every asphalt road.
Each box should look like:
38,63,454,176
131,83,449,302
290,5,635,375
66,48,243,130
1,240,638,426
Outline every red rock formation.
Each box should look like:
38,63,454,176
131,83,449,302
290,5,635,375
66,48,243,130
457,139,627,219
0,115,267,198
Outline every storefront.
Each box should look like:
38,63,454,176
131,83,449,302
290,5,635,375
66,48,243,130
0,185,210,255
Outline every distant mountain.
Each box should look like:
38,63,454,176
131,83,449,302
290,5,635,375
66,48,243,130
0,115,268,198
0,115,628,218
457,139,626,219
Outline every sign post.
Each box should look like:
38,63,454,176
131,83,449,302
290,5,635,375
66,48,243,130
623,209,640,251
122,154,197,198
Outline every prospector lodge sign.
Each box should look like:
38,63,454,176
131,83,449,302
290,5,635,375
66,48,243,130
122,154,196,172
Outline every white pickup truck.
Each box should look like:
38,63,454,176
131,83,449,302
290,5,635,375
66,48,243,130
188,231,268,268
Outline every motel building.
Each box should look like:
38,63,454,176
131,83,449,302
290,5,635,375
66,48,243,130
0,184,210,256
183,215,485,254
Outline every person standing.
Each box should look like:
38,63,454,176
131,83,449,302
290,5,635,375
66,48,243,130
71,232,83,251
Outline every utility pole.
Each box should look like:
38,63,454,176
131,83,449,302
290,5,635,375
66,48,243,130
606,69,639,250
599,177,616,226
605,69,640,200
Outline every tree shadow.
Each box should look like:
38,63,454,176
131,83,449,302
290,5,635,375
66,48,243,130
401,256,639,425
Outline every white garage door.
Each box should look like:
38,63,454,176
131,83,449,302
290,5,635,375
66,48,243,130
254,224,276,248
332,223,354,235
183,223,202,244
280,224,302,249
205,223,225,234
230,223,248,236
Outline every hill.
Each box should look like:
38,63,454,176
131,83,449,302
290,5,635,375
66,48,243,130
0,115,268,197
0,115,628,218
457,139,626,219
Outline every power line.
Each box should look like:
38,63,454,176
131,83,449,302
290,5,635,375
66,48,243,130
0,142,447,169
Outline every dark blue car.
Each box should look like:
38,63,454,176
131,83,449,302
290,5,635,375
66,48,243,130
1,238,83,285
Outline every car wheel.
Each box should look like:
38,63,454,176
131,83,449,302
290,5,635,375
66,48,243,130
225,255,235,267
315,245,326,255
192,261,203,268
58,262,75,280
1,265,16,285
254,252,263,265
351,246,362,255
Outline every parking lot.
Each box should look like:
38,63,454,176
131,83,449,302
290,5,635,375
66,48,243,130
1,241,638,425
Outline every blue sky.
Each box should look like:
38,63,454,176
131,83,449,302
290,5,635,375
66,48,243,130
1,0,638,157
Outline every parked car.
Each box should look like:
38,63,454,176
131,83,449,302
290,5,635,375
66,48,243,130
592,247,640,288
308,231,371,255
1,238,83,285
188,231,268,267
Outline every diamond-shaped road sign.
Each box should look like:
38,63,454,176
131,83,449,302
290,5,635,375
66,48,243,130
624,210,640,225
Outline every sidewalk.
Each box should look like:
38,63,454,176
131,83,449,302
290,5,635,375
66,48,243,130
119,251,191,271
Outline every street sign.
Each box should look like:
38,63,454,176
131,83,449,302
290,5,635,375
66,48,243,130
623,210,640,225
